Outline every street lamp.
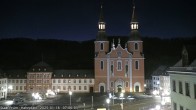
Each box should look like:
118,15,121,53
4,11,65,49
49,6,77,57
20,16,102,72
120,90,125,110
112,89,114,105
106,98,110,110
69,91,72,105
120,92,124,110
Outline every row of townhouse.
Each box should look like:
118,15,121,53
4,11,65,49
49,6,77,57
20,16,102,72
0,62,94,99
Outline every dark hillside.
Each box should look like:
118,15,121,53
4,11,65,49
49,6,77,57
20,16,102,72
0,37,195,78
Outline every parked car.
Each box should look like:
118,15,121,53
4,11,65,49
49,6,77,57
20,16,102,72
13,97,24,103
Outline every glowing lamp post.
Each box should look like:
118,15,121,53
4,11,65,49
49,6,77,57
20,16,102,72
120,91,124,110
69,91,72,105
106,98,110,110
8,85,13,94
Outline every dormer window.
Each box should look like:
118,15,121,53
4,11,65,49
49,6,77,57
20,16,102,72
32,68,35,71
17,75,19,77
69,74,70,77
85,74,86,77
44,68,46,71
77,74,78,77
38,68,41,71
61,74,63,77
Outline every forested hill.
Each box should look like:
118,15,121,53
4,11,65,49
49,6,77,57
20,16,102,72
0,37,195,78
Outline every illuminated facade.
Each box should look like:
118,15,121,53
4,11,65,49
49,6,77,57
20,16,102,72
94,5,145,93
168,46,196,110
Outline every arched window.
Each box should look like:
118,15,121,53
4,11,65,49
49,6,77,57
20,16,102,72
135,43,138,50
117,61,122,71
100,43,104,50
101,61,104,70
135,60,139,70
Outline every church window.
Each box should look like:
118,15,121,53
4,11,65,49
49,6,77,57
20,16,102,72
100,43,104,50
117,61,122,71
101,61,104,70
135,60,139,70
111,82,114,87
126,82,129,87
117,51,122,57
111,65,114,75
125,65,128,75
135,43,138,50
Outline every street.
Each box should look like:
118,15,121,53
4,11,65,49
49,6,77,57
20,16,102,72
0,93,171,110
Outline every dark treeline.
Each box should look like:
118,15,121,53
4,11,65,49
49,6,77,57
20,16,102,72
0,37,195,78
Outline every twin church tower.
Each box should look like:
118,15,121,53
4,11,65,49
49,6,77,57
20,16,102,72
94,4,145,93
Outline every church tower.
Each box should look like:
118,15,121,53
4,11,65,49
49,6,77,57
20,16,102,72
94,5,109,93
94,2,145,93
127,4,145,92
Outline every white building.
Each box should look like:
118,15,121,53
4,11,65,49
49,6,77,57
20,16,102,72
168,46,196,110
152,66,170,95
168,60,196,110
0,78,8,100
52,70,94,93
0,62,94,99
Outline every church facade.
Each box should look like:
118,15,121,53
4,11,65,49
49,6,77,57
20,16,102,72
94,5,145,93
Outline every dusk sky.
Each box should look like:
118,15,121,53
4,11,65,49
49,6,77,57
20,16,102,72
0,0,196,41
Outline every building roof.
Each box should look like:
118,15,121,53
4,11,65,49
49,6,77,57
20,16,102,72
53,69,94,78
189,59,196,67
129,30,141,41
28,61,53,72
6,69,27,79
152,65,169,76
